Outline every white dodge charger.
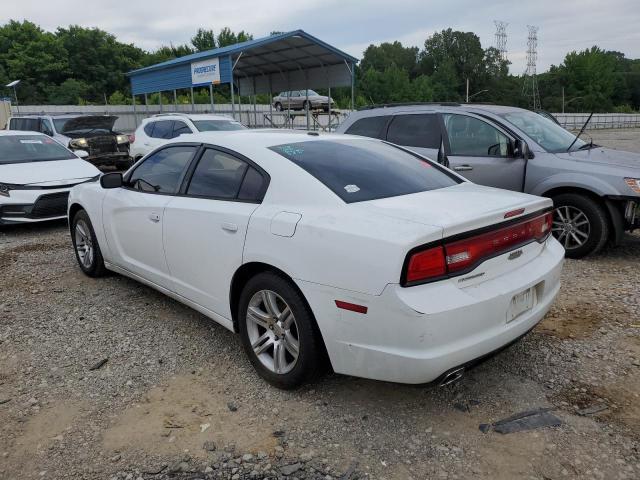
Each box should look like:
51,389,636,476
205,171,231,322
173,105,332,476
67,131,564,389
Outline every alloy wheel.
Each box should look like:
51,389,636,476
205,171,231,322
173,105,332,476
74,220,94,269
245,290,300,375
552,206,590,250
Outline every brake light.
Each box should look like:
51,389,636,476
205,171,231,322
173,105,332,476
405,246,447,283
402,211,553,286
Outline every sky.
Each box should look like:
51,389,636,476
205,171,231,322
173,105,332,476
2,0,640,73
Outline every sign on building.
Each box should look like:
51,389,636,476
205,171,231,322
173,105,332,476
191,57,221,85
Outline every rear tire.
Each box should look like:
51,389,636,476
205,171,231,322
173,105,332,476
71,209,107,277
238,272,325,389
551,193,609,258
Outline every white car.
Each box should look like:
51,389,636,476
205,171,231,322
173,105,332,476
130,113,245,160
0,131,100,225
68,131,564,389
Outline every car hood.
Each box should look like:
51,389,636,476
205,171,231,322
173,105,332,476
555,147,640,169
352,182,552,238
0,159,100,185
61,115,117,133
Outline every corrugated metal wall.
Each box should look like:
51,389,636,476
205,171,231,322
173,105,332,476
130,56,232,95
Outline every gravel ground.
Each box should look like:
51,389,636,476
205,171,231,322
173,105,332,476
1,130,639,480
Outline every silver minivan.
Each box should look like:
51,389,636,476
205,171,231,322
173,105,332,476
336,104,640,258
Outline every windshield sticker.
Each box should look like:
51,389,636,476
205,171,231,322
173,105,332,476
344,184,360,193
20,139,43,144
275,145,305,156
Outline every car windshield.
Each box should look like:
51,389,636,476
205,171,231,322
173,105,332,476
302,90,319,96
269,139,460,203
192,120,246,132
0,135,75,164
499,110,587,153
53,118,70,132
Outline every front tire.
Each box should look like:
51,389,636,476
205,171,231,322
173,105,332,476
238,272,325,389
274,102,282,111
71,209,107,277
551,193,609,258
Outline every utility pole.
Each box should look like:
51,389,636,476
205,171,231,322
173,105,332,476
522,25,541,110
466,78,469,103
494,21,508,62
562,87,565,114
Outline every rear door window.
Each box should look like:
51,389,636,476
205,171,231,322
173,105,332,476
344,116,389,139
387,114,442,148
186,149,249,199
269,139,459,203
150,120,174,139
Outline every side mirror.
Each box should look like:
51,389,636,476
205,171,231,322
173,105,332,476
100,172,123,189
75,149,89,159
514,139,531,159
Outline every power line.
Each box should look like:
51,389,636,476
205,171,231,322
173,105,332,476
523,25,541,110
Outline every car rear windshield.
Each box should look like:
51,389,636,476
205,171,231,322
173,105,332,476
0,135,75,164
193,120,246,132
269,139,460,203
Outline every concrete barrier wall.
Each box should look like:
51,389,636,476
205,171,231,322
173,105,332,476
10,104,350,133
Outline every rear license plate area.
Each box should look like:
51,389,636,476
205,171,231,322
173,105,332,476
507,286,537,323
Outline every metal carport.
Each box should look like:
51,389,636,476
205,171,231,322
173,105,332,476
126,30,358,128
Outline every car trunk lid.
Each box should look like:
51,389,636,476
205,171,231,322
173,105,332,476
354,182,552,238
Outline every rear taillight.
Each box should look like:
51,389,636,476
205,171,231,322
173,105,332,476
405,246,447,283
128,133,135,143
402,211,553,286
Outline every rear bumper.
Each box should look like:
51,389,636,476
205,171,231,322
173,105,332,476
296,237,564,384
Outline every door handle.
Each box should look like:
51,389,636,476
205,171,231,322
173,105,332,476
453,165,473,172
221,222,238,233
148,213,160,223
144,142,151,146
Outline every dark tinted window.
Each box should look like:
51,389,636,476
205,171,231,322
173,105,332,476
0,135,75,164
270,139,459,203
444,114,509,157
143,122,155,136
150,120,174,139
187,149,248,199
237,167,266,201
387,114,441,148
172,121,192,137
129,146,195,193
344,116,388,139
9,118,40,132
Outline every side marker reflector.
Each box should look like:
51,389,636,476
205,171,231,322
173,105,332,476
335,300,368,314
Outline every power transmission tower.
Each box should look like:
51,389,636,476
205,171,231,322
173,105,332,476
494,21,508,62
523,25,541,110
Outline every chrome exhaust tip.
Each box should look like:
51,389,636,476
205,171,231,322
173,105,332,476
439,367,464,387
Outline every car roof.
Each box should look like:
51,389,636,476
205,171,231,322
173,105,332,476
353,103,527,116
0,130,46,137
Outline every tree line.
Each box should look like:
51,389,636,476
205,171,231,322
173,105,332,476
0,20,638,112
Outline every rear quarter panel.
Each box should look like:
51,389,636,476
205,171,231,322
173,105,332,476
242,203,443,296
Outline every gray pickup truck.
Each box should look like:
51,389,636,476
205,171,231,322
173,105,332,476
336,104,640,258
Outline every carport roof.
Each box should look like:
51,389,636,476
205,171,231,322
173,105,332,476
127,29,358,78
